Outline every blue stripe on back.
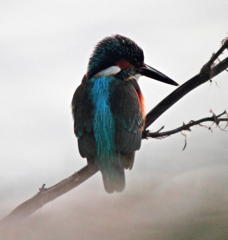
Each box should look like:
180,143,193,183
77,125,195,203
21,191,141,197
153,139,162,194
90,75,116,168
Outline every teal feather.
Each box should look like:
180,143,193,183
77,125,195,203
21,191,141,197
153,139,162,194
90,75,125,192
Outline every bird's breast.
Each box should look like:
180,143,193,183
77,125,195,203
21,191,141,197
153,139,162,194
136,89,146,120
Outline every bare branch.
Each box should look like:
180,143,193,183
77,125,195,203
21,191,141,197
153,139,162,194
143,111,228,138
1,39,227,225
144,38,228,129
1,165,98,226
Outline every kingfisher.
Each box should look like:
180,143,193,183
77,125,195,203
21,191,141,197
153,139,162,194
72,35,178,193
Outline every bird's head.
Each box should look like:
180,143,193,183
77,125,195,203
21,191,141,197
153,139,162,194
87,35,178,86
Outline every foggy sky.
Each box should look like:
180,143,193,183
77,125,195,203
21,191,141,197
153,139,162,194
0,0,228,239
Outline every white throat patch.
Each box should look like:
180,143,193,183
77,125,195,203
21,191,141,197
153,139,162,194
95,66,121,77
127,74,141,81
133,74,141,81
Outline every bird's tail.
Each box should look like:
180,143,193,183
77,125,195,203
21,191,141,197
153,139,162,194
98,154,125,193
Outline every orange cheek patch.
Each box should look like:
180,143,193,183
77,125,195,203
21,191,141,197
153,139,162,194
116,60,132,68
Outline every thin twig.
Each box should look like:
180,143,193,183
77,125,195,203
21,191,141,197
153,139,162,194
143,111,228,138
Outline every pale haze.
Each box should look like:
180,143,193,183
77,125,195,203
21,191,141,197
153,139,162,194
0,0,228,239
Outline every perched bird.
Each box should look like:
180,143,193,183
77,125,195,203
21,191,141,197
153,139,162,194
72,35,178,193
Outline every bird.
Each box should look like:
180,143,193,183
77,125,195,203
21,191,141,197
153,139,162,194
72,35,178,193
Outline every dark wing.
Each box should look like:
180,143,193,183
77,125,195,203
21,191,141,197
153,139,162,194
71,79,96,159
110,79,144,155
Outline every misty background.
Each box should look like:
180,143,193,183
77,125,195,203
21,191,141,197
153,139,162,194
0,0,228,239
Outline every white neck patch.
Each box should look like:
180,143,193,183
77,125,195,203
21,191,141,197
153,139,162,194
94,66,121,77
132,74,141,81
127,74,141,81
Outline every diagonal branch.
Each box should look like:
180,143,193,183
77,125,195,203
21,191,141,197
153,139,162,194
1,165,98,225
1,39,228,225
144,39,228,129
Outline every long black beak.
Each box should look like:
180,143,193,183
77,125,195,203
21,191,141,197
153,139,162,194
139,64,178,86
